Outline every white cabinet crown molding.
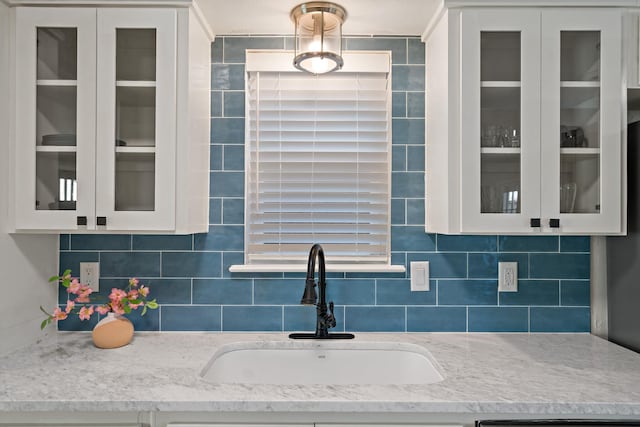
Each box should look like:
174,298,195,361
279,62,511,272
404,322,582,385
423,0,637,41
4,0,214,41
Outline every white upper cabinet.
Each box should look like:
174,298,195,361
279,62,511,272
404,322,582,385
425,7,624,235
12,5,211,233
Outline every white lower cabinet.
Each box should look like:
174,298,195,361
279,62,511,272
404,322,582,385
159,419,466,427
165,424,463,427
0,411,147,426
11,5,211,233
1,420,465,427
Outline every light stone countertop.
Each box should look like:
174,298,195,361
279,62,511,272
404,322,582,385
1,332,640,416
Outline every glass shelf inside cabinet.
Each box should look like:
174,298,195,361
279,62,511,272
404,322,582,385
35,27,78,211
481,153,521,214
36,151,77,211
559,30,601,214
479,31,522,214
112,27,157,213
114,152,155,211
115,28,156,152
560,153,600,214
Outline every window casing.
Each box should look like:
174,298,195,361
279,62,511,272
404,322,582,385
231,50,403,273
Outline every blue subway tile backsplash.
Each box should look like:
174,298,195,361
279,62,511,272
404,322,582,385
57,35,591,333
211,64,245,90
71,235,131,251
407,307,467,332
468,306,529,332
131,235,192,251
376,279,436,305
223,36,286,63
345,306,405,332
161,305,221,331
100,252,161,278
530,253,590,279
345,37,408,63
223,306,282,331
530,307,590,332
438,280,497,306
560,280,591,306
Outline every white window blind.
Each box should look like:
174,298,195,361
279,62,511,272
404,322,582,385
243,54,392,268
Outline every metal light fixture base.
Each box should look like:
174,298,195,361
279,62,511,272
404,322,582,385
290,2,347,74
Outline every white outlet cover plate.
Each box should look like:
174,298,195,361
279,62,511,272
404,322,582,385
498,261,518,292
80,262,100,292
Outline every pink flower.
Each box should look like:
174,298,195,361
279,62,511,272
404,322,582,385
129,278,139,287
96,305,110,315
67,278,81,294
127,289,139,300
110,302,125,315
109,288,127,303
52,307,68,321
139,285,149,297
64,300,75,314
75,285,94,303
78,305,94,321
129,302,143,310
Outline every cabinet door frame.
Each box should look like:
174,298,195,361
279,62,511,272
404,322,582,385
95,8,176,231
14,7,97,231
460,8,542,233
540,8,623,234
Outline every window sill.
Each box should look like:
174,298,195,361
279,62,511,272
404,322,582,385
228,264,406,273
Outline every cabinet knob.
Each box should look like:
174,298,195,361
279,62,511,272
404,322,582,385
530,218,541,228
97,216,107,226
77,216,87,226
549,218,560,228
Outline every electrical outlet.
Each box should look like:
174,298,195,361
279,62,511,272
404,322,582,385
498,262,518,292
410,261,430,291
80,262,100,292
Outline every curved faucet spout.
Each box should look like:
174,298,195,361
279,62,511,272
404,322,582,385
304,243,326,306
289,244,354,340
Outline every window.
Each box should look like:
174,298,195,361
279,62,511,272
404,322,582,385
231,50,402,272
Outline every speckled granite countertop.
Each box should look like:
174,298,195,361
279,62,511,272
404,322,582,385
1,332,640,416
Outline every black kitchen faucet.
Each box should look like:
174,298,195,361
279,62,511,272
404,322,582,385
289,244,354,339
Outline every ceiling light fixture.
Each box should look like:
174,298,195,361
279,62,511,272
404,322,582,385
290,2,347,74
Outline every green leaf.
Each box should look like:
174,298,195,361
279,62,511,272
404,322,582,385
48,275,60,283
146,300,158,309
62,269,71,276
141,305,148,316
123,305,132,314
40,318,49,330
39,306,51,316
129,299,142,305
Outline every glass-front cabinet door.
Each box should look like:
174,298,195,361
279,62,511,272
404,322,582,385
95,9,176,231
541,9,622,233
459,8,622,234
14,8,96,230
460,10,541,233
14,7,178,232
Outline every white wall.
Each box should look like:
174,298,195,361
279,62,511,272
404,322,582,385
0,3,58,356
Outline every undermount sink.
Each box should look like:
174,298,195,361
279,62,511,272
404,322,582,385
200,340,444,385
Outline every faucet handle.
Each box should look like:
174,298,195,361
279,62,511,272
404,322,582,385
327,301,337,328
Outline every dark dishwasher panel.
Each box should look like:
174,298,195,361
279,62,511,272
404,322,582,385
477,421,640,427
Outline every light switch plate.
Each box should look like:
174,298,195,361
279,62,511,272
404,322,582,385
410,261,429,291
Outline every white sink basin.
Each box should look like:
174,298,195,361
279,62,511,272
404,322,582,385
200,340,444,385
